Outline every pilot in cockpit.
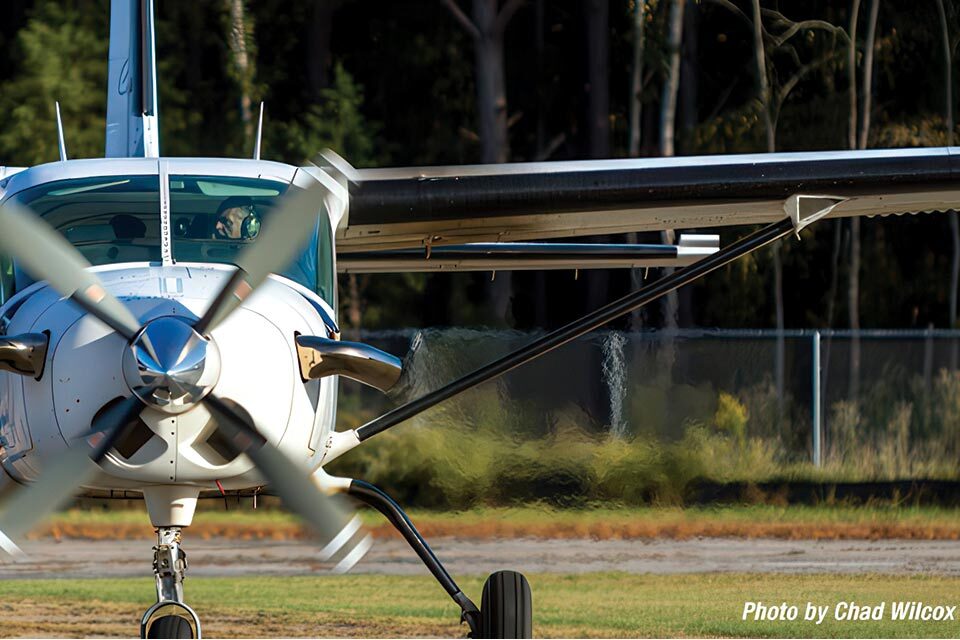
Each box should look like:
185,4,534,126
212,196,261,241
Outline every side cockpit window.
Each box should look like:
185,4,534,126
0,254,13,306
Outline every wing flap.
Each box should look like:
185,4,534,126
338,235,719,273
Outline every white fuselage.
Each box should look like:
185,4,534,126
0,263,338,492
0,157,345,499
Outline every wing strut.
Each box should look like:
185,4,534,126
331,214,802,450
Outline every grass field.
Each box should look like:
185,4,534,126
37,503,960,541
2,573,960,637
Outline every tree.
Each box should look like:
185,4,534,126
627,0,648,329
659,0,684,158
658,0,684,332
586,0,610,158
224,0,256,153
308,0,343,102
0,2,107,165
934,0,958,333
269,62,377,166
628,0,647,157
442,0,524,163
849,0,880,401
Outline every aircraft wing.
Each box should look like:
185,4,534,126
335,147,960,256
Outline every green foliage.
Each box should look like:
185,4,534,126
712,392,748,448
872,116,959,148
268,62,381,167
689,104,765,154
333,362,960,509
331,384,782,508
0,2,107,165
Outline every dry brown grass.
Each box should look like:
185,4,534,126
0,599,462,639
30,518,960,542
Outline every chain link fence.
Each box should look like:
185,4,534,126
340,328,960,477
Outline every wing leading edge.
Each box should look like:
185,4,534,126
335,147,960,252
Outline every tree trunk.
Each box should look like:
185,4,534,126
473,0,510,163
773,241,785,422
586,0,609,158
476,0,510,320
225,0,254,151
949,234,958,373
659,0,684,157
345,273,363,339
308,0,341,101
847,0,861,151
660,230,679,330
679,0,699,152
849,216,861,400
443,0,522,320
934,0,957,359
584,0,614,423
749,0,784,418
535,0,545,155
849,0,879,402
659,0,683,331
857,0,880,150
750,0,774,151
677,0,698,325
627,1,647,327
628,0,646,157
952,212,959,327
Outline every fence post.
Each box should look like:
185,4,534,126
812,330,822,467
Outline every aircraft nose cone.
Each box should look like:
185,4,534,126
123,316,221,414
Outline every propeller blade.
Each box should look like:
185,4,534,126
193,180,329,335
0,395,143,547
0,200,141,340
203,395,361,555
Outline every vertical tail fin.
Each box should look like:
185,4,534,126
105,0,159,157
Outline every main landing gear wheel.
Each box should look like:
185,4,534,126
479,570,533,639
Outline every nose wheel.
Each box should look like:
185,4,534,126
479,571,533,639
141,602,201,639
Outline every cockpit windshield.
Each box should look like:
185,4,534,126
1,174,334,305
5,176,163,294
168,174,327,296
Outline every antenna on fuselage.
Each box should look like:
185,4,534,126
253,101,265,160
54,102,68,161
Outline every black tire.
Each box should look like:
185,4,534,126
479,570,532,639
146,615,194,639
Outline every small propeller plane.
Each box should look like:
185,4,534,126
1,1,958,638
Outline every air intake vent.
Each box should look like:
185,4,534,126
194,399,250,464
92,397,156,460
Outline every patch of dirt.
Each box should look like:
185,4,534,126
0,600,463,639
29,520,960,542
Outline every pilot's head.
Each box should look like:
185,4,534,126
214,196,261,240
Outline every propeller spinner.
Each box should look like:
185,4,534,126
123,317,221,414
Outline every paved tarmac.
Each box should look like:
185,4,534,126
2,537,959,579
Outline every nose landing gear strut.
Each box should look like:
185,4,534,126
140,527,202,639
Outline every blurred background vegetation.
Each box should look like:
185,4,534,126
329,329,960,507
2,0,960,507
1,0,958,332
